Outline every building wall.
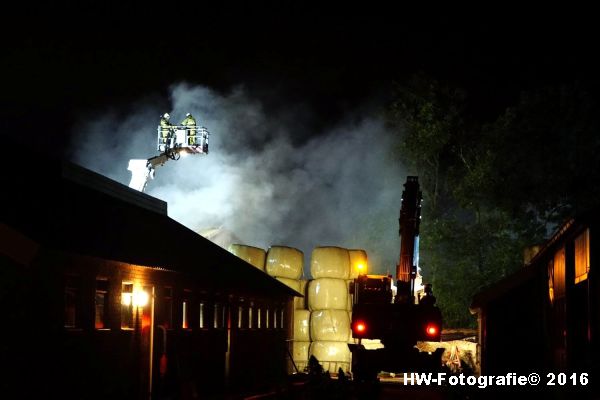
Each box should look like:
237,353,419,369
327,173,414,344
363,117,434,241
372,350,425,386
0,232,292,399
478,219,598,382
483,277,546,374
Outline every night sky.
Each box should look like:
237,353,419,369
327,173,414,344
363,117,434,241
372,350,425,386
3,5,599,156
1,4,600,285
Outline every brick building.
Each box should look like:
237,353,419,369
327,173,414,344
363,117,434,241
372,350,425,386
1,156,298,399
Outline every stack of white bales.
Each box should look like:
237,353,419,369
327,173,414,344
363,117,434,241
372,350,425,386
290,278,310,372
347,249,368,309
265,246,309,372
228,244,267,271
308,246,352,374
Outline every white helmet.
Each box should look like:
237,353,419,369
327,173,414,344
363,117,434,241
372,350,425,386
163,113,170,120
186,112,191,117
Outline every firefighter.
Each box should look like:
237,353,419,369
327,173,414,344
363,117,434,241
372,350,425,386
420,283,436,307
181,112,197,145
159,113,173,148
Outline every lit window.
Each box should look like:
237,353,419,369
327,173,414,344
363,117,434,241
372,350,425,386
95,279,109,329
64,275,81,329
548,259,555,304
181,300,190,329
265,307,270,329
214,303,224,329
257,308,262,329
199,302,205,329
237,305,243,329
248,304,253,329
280,309,284,329
575,229,590,284
139,286,152,330
121,283,134,329
213,303,230,329
182,290,192,330
554,247,566,300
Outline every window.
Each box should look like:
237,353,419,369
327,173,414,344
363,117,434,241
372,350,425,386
199,302,205,329
237,304,243,329
548,259,555,304
163,287,173,329
121,283,134,329
64,275,81,328
280,308,285,329
575,229,590,284
248,303,254,329
213,303,220,328
182,301,189,329
95,279,109,329
182,290,192,330
214,303,225,329
257,307,262,329
554,247,566,300
265,307,270,329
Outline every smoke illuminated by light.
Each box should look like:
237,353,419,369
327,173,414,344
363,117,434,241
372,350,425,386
70,83,406,276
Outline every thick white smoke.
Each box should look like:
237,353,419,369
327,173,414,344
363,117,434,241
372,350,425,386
70,83,406,277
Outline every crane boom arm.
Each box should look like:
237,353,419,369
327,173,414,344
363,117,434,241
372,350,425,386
127,154,170,192
395,176,422,304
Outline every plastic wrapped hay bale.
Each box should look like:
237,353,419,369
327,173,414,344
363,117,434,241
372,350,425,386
290,341,311,373
276,277,301,293
266,246,304,279
295,279,308,310
310,246,350,279
346,280,354,311
310,309,350,342
307,278,348,311
293,310,311,341
349,249,368,279
228,244,266,271
309,341,351,374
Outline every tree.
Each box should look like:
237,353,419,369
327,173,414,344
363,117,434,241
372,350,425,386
385,75,600,327
388,73,465,215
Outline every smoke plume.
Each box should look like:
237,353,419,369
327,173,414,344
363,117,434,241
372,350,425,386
70,83,406,277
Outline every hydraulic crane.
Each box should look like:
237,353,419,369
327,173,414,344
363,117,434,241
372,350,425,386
349,176,443,381
127,119,210,192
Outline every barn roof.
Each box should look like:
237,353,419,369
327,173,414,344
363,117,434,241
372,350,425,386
1,154,299,298
471,212,597,312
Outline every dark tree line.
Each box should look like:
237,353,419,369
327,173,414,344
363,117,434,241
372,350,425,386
387,74,600,327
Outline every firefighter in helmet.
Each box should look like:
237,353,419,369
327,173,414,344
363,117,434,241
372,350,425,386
159,113,174,148
181,112,197,145
420,283,436,307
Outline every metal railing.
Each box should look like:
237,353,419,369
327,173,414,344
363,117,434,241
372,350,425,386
156,125,210,153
